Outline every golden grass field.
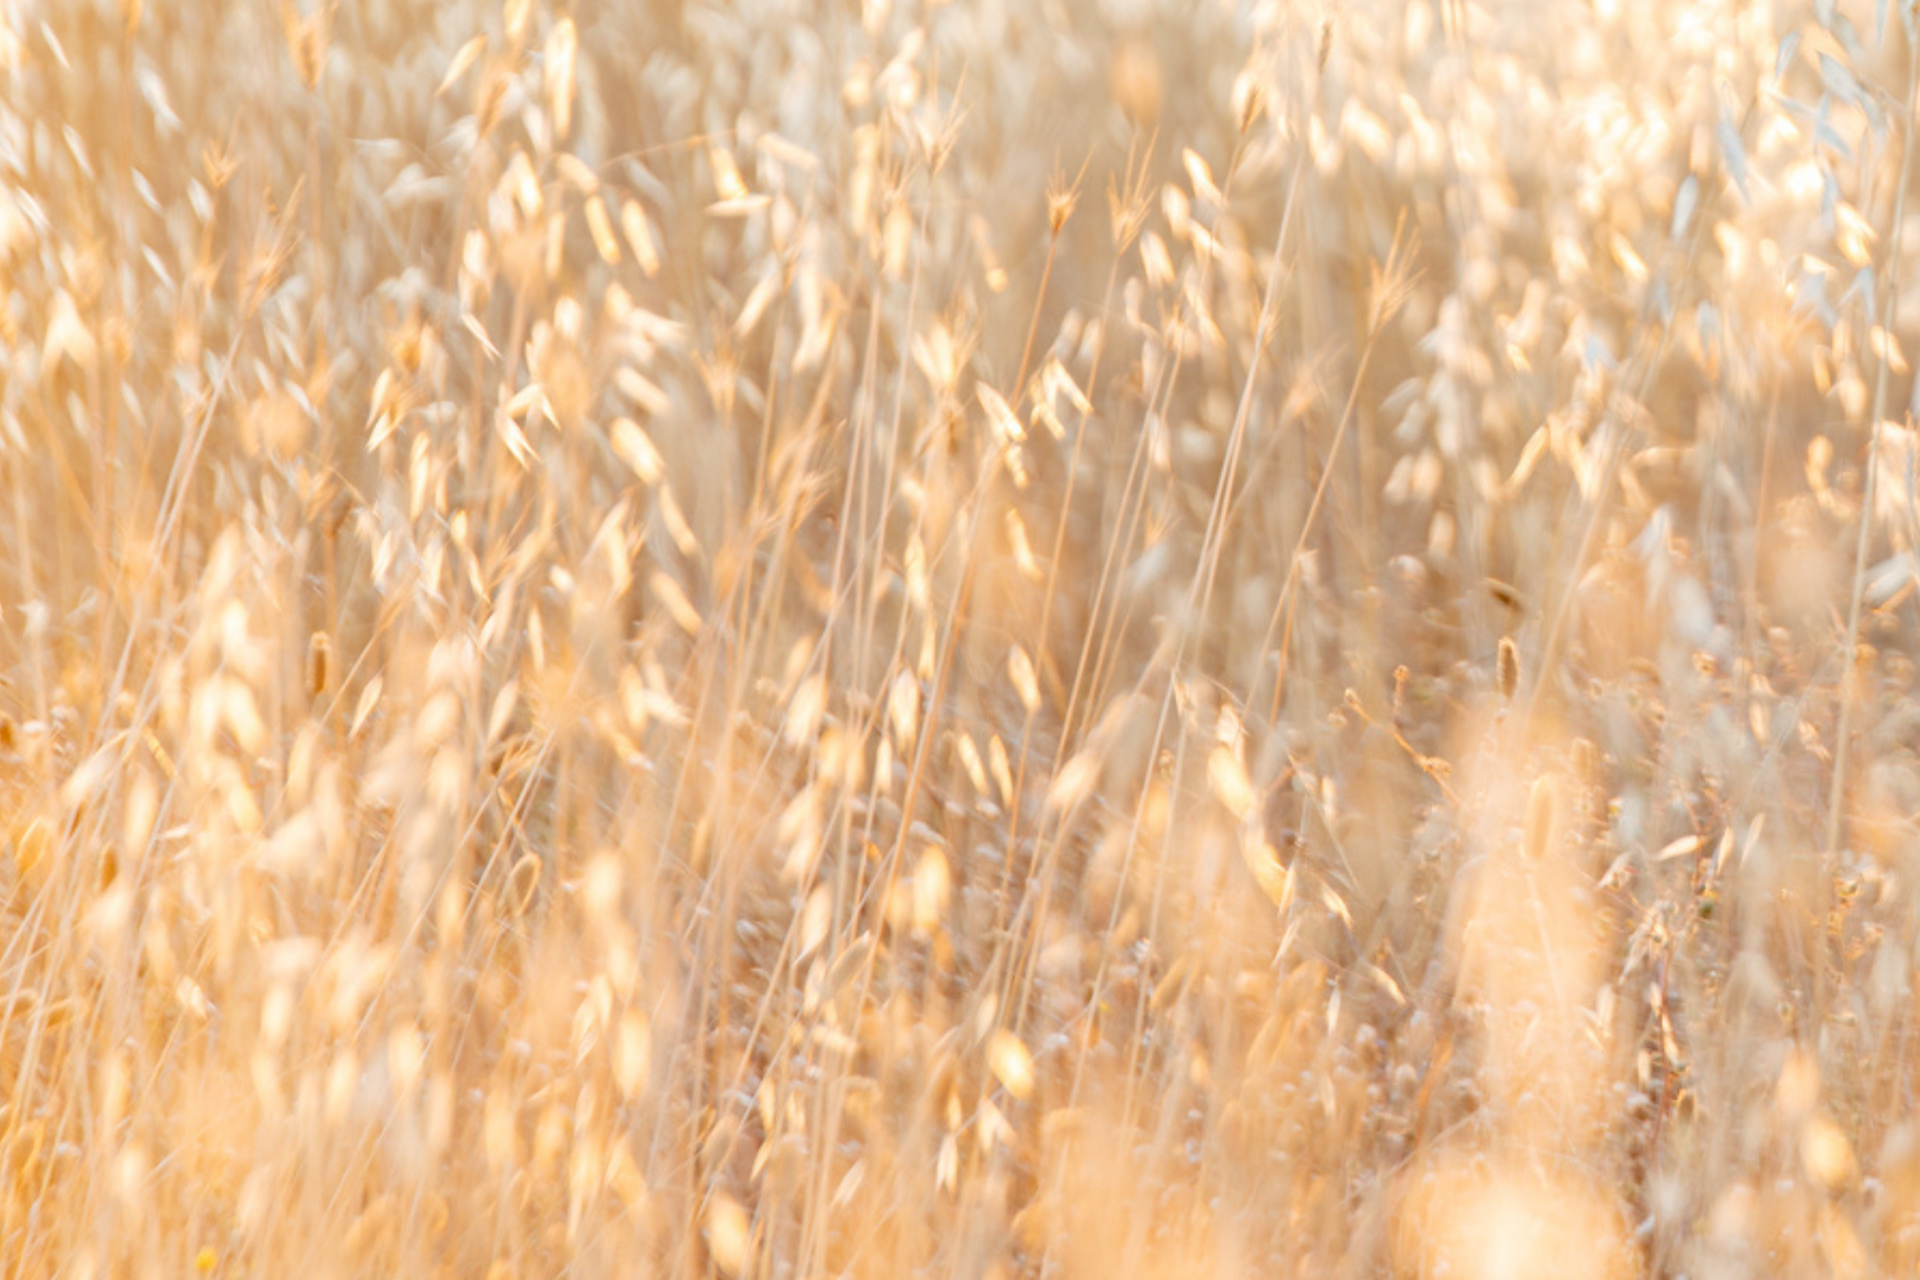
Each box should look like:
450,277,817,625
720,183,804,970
6,0,1920,1274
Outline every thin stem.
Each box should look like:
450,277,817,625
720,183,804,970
1822,17,1920,1014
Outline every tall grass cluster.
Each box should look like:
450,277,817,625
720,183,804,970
4,0,1920,1275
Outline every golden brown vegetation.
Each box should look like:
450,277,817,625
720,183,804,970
5,0,1920,1275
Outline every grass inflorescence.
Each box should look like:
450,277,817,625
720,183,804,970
1,1,1919,1277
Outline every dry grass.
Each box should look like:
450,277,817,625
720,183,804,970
4,0,1920,1275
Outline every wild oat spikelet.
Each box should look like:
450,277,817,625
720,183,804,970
1235,72,1266,135
1497,636,1520,701
1571,737,1597,780
506,853,542,917
1110,35,1163,130
282,2,329,91
306,631,332,697
1047,184,1078,237
1524,772,1566,862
